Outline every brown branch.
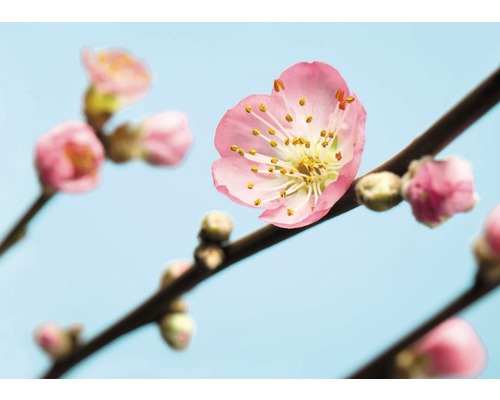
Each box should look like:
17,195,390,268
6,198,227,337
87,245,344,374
41,66,500,379
0,191,55,259
349,278,496,378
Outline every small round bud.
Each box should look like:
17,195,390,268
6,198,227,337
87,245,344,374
474,205,500,286
194,244,225,271
34,322,73,360
200,211,234,242
169,298,189,313
355,172,402,212
160,260,192,288
159,313,195,351
107,124,142,163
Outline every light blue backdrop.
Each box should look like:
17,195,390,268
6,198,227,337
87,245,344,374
0,23,499,378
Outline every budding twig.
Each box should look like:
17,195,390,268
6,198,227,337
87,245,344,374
40,66,500,378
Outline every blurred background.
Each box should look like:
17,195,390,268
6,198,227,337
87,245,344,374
0,23,499,378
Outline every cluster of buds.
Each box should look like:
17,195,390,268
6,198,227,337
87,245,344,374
34,47,193,195
158,260,195,351
356,156,477,228
34,322,83,361
393,318,486,378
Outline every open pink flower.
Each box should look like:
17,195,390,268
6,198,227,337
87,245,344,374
139,111,193,166
81,47,151,107
411,318,487,378
35,121,105,193
485,205,500,258
401,156,477,227
212,62,366,228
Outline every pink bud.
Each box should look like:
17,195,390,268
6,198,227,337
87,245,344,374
81,47,151,108
35,121,105,193
34,322,72,360
139,111,193,167
411,318,487,378
485,205,500,258
401,156,477,227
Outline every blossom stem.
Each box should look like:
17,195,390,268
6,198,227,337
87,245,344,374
348,278,495,378
0,191,55,259
41,66,500,379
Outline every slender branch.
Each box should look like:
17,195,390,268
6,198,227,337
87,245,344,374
349,278,497,378
42,66,500,379
0,191,55,259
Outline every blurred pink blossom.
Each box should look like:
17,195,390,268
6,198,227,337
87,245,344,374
401,156,476,227
35,120,105,193
212,62,366,228
139,111,193,166
485,205,500,258
81,47,151,107
34,322,72,359
412,318,487,378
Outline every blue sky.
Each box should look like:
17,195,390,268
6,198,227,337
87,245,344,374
0,23,499,378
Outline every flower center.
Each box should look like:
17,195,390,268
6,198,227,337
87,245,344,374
64,145,98,178
229,86,355,216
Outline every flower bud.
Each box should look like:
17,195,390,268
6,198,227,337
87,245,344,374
355,172,402,212
401,156,477,228
200,211,234,242
160,260,192,288
159,313,195,351
35,121,105,193
394,318,486,378
138,111,193,167
194,244,225,271
34,322,73,360
474,205,500,286
81,47,151,118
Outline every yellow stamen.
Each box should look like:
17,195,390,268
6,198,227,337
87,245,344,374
287,209,294,216
268,128,276,135
292,138,300,145
346,96,355,103
268,166,275,172
335,152,342,161
280,191,286,197
306,116,313,123
230,145,238,152
274,79,284,92
249,149,257,155
285,114,293,122
254,199,262,206
270,157,278,164
289,169,296,174
299,137,306,145
259,103,267,112
305,141,311,148
328,131,335,138
252,129,260,136
280,169,288,175
270,140,278,148
299,98,306,106
237,148,245,156
251,166,258,173
284,138,290,145
245,105,252,113
322,141,329,148
247,183,254,189
320,130,327,137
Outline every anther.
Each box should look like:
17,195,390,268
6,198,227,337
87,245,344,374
305,141,311,149
252,129,260,136
322,141,329,148
259,103,267,112
285,114,293,122
251,166,258,173
230,145,238,152
245,105,252,113
292,138,300,145
254,199,262,206
287,209,294,216
268,128,276,135
328,131,335,138
320,130,327,137
346,96,355,103
237,148,245,156
284,138,290,145
299,137,306,145
270,141,278,148
274,79,285,92
306,116,313,123
299,98,306,106
335,89,344,102
280,191,286,197
249,149,257,155
270,157,278,164
280,169,288,175
339,101,346,110
247,183,254,189
268,166,275,172
335,151,342,161
306,177,313,184
289,169,296,174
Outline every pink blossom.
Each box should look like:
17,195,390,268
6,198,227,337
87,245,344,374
411,318,487,378
34,322,71,359
81,47,151,107
485,205,500,258
35,121,105,193
212,62,366,228
401,156,477,227
139,111,193,166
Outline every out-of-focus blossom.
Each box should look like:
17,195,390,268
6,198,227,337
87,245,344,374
139,111,193,166
401,156,477,227
159,313,195,351
212,62,366,228
474,205,500,285
35,121,105,193
82,47,151,113
34,322,72,360
485,205,500,259
395,318,487,378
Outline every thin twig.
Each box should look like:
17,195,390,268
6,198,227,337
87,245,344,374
349,278,496,378
42,66,500,379
0,191,55,259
